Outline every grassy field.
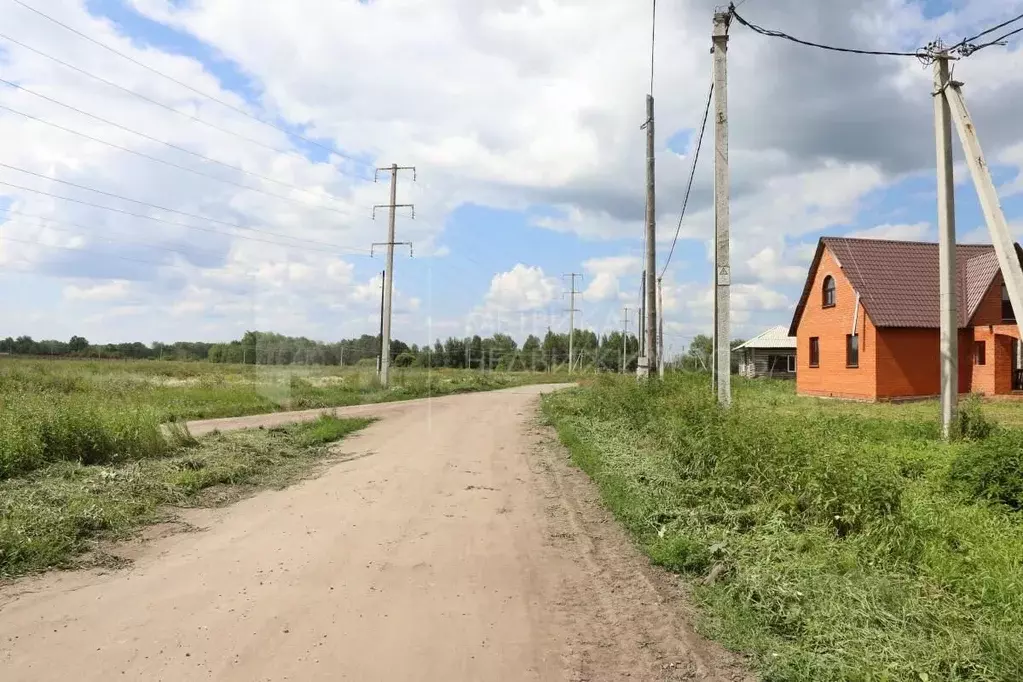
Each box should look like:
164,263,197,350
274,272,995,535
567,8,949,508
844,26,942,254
0,357,563,479
1,415,373,577
542,375,1023,682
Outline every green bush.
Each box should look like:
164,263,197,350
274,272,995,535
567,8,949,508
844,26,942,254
952,395,996,441
949,429,1023,510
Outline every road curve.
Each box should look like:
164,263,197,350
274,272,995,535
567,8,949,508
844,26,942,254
0,384,748,681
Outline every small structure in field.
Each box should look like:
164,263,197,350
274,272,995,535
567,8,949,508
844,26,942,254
734,326,797,379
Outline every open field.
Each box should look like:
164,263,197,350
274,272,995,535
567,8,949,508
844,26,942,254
0,357,565,479
542,375,1023,682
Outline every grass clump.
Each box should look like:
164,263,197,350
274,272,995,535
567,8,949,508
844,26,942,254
0,416,372,577
542,374,1023,682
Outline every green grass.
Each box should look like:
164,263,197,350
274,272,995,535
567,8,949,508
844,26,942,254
0,358,564,479
542,374,1023,682
0,415,373,578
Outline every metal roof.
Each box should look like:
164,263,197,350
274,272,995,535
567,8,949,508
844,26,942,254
789,237,1022,335
735,326,797,350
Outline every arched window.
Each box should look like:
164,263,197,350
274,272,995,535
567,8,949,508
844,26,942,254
823,276,836,308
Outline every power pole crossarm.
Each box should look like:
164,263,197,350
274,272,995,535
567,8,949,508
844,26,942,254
372,163,416,387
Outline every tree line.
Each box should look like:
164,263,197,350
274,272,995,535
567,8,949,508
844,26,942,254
1,330,745,373
1,329,648,373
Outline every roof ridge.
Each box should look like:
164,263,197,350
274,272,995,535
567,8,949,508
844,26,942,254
823,236,994,249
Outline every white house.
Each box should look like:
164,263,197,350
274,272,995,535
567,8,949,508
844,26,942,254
735,326,797,379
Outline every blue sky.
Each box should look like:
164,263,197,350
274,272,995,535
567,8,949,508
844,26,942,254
2,0,1023,356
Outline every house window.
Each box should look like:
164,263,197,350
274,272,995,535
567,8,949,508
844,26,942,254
809,337,820,367
1003,284,1015,322
976,340,987,366
846,334,859,368
787,355,796,373
823,276,836,308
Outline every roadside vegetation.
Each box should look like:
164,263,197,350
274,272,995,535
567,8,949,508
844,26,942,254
0,415,373,577
542,375,1023,682
0,358,566,479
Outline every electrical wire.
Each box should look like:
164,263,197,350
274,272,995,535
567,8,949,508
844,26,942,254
0,103,363,218
0,32,371,183
660,81,713,280
729,5,926,58
0,162,369,252
954,11,1023,50
649,0,657,96
1,206,227,260
0,78,367,211
0,179,368,256
961,24,1023,55
8,0,377,171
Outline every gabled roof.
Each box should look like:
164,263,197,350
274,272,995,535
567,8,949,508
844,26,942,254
735,326,796,350
788,237,1023,335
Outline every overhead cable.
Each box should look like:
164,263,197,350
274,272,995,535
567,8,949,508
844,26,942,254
8,0,376,171
660,81,713,280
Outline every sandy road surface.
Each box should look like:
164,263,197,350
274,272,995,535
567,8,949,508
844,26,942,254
0,385,748,681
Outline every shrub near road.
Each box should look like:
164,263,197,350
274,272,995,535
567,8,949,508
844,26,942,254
542,374,1023,682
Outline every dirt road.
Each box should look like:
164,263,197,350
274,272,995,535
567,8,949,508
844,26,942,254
0,385,748,681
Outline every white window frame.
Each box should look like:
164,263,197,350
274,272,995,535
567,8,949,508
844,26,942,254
787,355,796,373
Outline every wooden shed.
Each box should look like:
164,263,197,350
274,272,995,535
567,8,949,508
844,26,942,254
735,326,797,379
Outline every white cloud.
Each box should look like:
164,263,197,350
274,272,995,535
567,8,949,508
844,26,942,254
484,264,558,312
63,280,133,301
847,222,930,241
582,254,641,302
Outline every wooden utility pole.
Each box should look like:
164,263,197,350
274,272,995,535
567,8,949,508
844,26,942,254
642,96,657,378
934,55,958,440
712,11,732,407
563,273,583,372
372,164,415,387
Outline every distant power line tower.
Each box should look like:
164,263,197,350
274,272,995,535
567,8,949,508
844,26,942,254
563,273,583,372
372,163,416,387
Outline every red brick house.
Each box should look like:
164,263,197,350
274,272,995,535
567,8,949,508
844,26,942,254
789,237,1023,401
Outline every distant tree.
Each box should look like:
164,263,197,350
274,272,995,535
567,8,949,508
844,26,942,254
68,335,89,353
394,351,416,368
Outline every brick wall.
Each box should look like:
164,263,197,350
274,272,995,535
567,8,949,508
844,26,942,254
970,274,1021,396
796,248,877,400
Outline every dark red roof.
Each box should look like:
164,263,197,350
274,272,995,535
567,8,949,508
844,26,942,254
789,237,1023,334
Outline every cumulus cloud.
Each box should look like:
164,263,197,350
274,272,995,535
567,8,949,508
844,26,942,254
847,222,931,241
484,264,558,312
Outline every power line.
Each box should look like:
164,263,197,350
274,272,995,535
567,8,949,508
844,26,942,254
1,206,226,260
955,11,1023,50
661,81,713,279
0,103,361,218
960,24,1023,55
0,32,370,183
649,0,657,95
730,5,927,58
0,179,368,256
0,77,366,210
0,162,369,253
8,0,376,171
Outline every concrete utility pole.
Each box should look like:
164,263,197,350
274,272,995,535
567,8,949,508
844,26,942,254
641,95,657,378
658,277,665,379
563,273,583,372
372,164,416,387
712,11,732,407
621,307,631,374
639,272,646,361
377,269,386,374
933,55,958,440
